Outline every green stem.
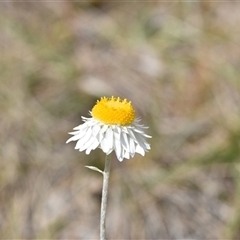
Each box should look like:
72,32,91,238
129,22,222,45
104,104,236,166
100,154,111,240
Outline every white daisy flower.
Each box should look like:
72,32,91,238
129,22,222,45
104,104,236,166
66,96,151,161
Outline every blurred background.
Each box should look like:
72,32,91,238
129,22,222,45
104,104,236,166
1,1,240,239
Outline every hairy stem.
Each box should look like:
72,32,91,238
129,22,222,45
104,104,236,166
100,154,111,240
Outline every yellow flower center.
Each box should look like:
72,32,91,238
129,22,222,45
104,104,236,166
91,96,135,125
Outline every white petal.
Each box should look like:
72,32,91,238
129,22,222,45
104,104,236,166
80,136,96,152
81,116,91,121
112,126,121,140
85,142,93,155
129,137,136,157
66,127,88,143
92,124,101,136
100,124,108,134
127,129,137,142
92,137,101,149
86,119,98,127
124,150,130,159
76,128,91,140
73,124,88,131
75,128,92,149
70,126,91,142
120,131,129,151
101,130,113,155
131,130,147,151
135,145,145,156
118,156,124,162
94,124,105,143
66,134,81,143
145,143,151,150
114,137,122,161
85,138,100,155
95,130,104,143
105,127,113,152
68,131,79,135
133,124,152,138
101,134,111,154
132,126,145,134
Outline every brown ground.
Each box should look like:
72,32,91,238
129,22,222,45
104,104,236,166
1,1,240,239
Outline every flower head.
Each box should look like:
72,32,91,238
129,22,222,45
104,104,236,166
66,96,151,161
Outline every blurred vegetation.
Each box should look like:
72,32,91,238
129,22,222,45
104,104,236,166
1,1,240,239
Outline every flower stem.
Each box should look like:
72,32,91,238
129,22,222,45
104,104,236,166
100,154,111,240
